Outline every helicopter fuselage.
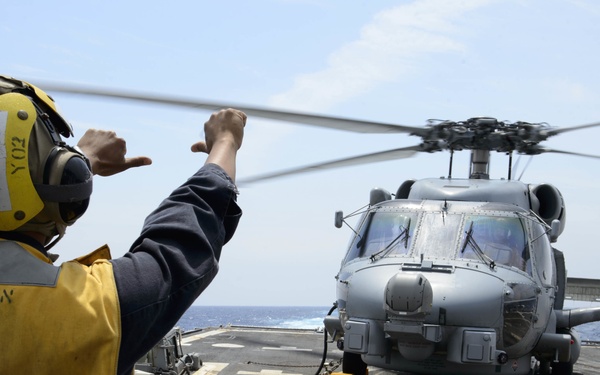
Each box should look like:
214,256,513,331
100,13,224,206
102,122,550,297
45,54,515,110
325,177,577,375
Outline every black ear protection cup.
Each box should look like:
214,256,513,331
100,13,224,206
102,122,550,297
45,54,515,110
25,96,94,227
40,146,92,225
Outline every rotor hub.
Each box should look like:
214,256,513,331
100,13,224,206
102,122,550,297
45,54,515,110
420,117,551,155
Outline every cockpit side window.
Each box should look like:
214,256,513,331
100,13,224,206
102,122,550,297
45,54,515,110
343,213,371,263
529,221,555,286
459,215,529,273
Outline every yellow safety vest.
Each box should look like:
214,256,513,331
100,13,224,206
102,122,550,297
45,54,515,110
0,240,121,374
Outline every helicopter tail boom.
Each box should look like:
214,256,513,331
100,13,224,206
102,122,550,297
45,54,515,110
556,307,600,329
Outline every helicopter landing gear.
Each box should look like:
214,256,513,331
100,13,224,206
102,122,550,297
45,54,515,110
531,360,549,375
533,359,573,375
342,352,368,375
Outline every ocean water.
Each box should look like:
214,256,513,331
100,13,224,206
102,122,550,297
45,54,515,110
176,304,600,341
177,306,333,331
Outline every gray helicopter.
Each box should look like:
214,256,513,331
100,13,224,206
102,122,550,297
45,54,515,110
318,117,600,375
40,82,600,375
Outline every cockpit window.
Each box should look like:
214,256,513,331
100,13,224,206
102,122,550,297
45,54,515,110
344,211,416,262
529,220,554,286
343,208,531,273
412,213,462,258
459,215,529,272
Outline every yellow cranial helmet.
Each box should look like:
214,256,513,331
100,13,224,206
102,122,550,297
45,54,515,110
0,75,92,239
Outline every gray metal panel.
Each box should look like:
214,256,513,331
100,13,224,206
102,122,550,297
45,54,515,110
565,277,600,302
407,178,531,209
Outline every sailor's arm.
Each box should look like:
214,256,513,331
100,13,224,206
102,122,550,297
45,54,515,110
109,109,246,374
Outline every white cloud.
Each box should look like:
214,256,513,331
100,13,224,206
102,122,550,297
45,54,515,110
269,0,497,111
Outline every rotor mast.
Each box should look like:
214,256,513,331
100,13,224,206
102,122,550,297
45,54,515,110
469,149,490,179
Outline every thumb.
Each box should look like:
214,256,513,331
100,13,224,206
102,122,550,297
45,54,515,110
124,156,153,169
191,141,208,153
94,156,153,177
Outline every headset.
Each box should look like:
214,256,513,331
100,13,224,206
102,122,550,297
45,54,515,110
0,75,92,235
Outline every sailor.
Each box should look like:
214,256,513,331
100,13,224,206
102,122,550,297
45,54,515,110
0,75,245,374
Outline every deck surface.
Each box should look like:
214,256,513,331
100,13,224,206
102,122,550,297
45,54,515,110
163,326,600,375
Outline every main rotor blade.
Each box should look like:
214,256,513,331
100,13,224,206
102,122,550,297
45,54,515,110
548,121,600,135
39,81,427,135
239,145,422,184
538,148,600,159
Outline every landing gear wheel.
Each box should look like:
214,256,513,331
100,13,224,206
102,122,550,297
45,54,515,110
551,361,573,375
536,360,551,375
342,352,367,375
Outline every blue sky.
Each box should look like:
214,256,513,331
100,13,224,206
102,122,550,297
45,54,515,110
3,0,600,306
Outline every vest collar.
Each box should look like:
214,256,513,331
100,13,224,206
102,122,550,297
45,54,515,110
0,231,49,258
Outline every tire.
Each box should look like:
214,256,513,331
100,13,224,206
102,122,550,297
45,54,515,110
551,361,573,375
537,360,551,375
342,351,367,375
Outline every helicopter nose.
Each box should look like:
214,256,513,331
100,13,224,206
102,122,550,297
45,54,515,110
384,273,436,361
385,272,433,315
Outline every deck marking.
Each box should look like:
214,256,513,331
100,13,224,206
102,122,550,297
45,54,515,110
213,343,245,348
238,370,302,375
262,346,312,352
192,362,228,375
182,329,229,344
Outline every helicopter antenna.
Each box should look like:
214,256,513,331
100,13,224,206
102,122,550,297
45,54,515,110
507,151,513,180
517,156,534,181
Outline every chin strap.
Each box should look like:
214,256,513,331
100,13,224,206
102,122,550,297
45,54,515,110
44,232,64,253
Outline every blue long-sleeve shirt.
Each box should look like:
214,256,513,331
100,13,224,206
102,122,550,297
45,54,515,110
112,163,241,374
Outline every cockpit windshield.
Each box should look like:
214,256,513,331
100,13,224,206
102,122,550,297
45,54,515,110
411,213,463,259
345,211,417,262
458,215,528,271
343,207,530,274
